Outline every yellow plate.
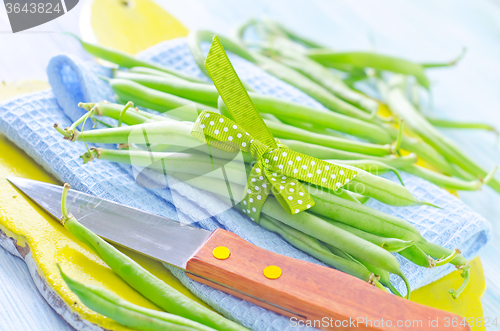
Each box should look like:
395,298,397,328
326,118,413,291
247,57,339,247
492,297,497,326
80,0,188,54
411,257,486,331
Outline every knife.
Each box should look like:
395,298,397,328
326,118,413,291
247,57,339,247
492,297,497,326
7,176,470,331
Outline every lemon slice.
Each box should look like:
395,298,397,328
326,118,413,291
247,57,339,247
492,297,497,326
80,0,188,54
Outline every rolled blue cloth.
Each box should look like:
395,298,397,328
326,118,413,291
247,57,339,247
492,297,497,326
0,38,492,331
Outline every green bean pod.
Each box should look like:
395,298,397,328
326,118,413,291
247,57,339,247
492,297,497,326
329,159,404,185
58,266,217,331
283,140,418,168
350,258,404,298
319,217,414,253
261,197,409,282
259,215,384,287
339,165,435,207
385,76,500,193
426,117,497,133
67,33,205,83
107,74,391,156
307,190,422,241
307,50,430,89
402,165,497,191
114,71,219,108
416,240,467,269
264,120,392,156
71,121,201,148
109,78,217,120
58,184,246,331
398,245,435,268
326,245,404,297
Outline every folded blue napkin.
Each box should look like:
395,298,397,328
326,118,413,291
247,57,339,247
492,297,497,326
0,37,492,331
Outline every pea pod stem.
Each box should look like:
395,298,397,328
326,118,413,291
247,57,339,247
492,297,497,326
434,248,461,267
58,265,217,331
53,123,72,139
421,48,467,69
449,264,471,299
117,101,135,127
326,164,432,207
415,240,470,299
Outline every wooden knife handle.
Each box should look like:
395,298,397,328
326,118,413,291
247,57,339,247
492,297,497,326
186,229,470,331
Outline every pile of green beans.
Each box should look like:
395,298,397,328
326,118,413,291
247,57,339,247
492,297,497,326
58,184,247,331
109,69,462,179
233,19,498,187
54,107,471,299
63,31,481,300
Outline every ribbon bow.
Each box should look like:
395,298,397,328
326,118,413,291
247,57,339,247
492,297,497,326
190,36,358,222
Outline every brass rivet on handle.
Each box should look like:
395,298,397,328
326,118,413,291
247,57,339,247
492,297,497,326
263,265,282,279
213,246,231,260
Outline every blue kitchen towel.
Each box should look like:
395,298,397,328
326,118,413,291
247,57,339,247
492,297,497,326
0,37,492,331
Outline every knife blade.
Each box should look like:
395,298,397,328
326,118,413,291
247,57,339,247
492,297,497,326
7,176,211,269
7,176,470,331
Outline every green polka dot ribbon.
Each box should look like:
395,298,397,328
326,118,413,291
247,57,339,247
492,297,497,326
190,35,358,222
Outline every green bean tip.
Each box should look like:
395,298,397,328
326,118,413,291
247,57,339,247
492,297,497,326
420,201,441,209
80,148,100,164
78,102,96,111
481,166,498,186
98,75,111,83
